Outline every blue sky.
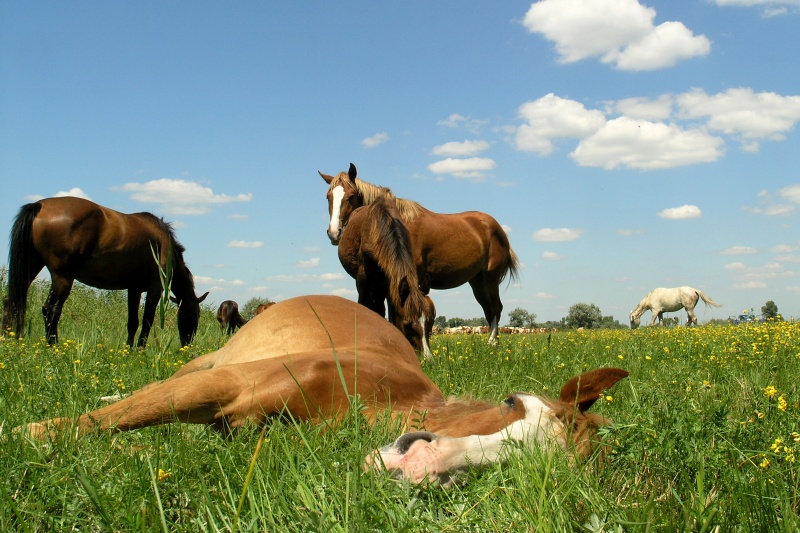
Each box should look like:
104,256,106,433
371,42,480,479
2,0,799,325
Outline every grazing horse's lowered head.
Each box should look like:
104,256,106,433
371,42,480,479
19,295,627,488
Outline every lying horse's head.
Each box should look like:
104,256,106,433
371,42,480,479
366,367,628,487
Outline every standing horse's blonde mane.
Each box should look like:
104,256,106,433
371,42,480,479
331,171,424,223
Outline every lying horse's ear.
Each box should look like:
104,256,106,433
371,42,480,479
319,171,334,184
559,368,629,412
348,162,357,182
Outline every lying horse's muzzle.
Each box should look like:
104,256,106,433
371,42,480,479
364,431,455,487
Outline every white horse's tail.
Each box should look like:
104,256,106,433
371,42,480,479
695,290,721,308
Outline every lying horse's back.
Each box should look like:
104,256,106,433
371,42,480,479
209,295,425,369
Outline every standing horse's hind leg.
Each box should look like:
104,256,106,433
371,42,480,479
126,290,143,346
468,276,502,345
42,275,74,345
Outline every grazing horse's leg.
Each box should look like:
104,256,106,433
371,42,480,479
137,288,161,347
125,290,142,346
41,274,74,345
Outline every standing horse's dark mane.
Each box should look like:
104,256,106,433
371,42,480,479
331,171,424,223
366,197,426,326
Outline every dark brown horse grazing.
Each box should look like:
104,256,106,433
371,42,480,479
2,197,209,347
216,300,246,334
320,163,519,344
21,295,628,487
337,195,434,356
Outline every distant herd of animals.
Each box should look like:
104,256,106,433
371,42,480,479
3,163,727,485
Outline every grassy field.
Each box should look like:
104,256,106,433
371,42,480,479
1,280,798,531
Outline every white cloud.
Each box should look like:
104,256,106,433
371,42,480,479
724,262,747,270
572,117,725,170
721,246,758,255
330,288,358,298
427,157,496,180
533,228,584,242
227,240,264,248
522,0,710,71
678,88,800,151
437,114,488,133
744,187,797,216
618,228,643,236
194,275,245,286
269,273,345,282
515,94,606,155
536,292,556,299
657,204,702,220
733,281,767,289
779,184,800,203
117,179,252,215
362,132,389,148
297,257,321,269
542,251,563,260
431,140,490,157
612,95,674,121
25,187,93,202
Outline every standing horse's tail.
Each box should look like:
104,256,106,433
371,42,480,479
2,202,43,336
365,196,427,332
696,289,721,308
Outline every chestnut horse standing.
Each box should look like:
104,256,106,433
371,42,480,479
22,295,628,487
337,195,435,356
320,164,519,344
2,197,208,346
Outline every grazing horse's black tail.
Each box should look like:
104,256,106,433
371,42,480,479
2,202,42,336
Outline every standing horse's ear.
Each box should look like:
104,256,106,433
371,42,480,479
319,171,334,184
198,291,209,303
348,163,357,182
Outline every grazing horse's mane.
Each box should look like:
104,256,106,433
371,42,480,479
331,171,424,223
135,212,197,291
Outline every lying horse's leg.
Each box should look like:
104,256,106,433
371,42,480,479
23,361,263,438
41,274,74,345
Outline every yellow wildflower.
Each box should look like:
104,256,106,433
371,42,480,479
157,469,172,481
759,457,770,469
764,385,778,398
778,395,788,412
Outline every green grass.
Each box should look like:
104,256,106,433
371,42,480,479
1,280,799,531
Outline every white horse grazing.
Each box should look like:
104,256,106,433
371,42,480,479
630,286,720,329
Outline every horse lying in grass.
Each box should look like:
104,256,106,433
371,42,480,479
630,286,720,329
22,295,628,486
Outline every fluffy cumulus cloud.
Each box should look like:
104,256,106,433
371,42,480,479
515,94,606,155
362,132,389,148
533,227,584,242
712,0,798,18
542,251,563,260
117,179,252,215
745,187,799,216
678,88,800,151
657,205,702,220
227,240,264,248
572,118,724,170
514,88,800,170
427,157,496,180
522,0,710,71
297,257,321,269
721,246,758,255
431,140,490,157
25,187,93,202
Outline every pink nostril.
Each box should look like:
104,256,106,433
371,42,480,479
392,431,437,454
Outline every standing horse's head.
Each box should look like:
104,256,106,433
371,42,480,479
629,313,641,329
171,290,210,346
319,163,362,245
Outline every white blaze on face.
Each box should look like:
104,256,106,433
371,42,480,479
369,394,563,486
327,185,345,243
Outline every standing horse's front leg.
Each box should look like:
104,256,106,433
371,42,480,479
126,290,142,346
137,289,160,347
41,275,74,345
